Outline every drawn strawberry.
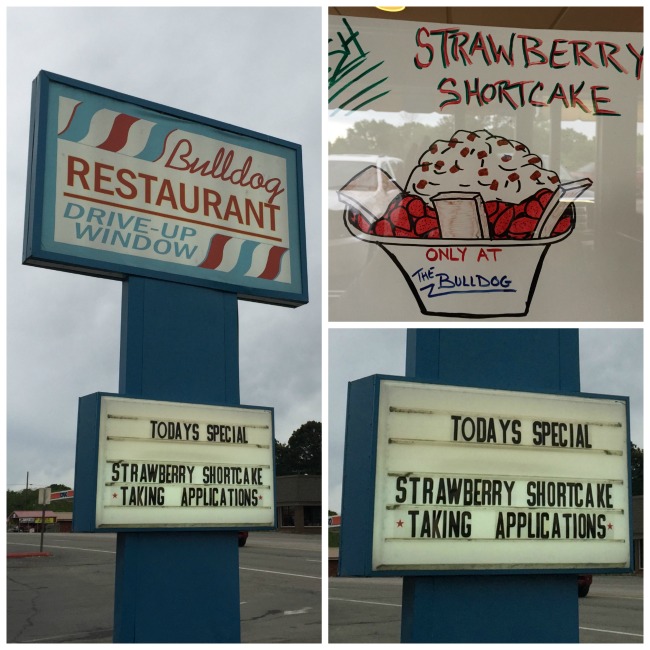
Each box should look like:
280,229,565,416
369,194,442,239
389,205,411,231
347,210,372,233
373,219,394,237
414,216,439,237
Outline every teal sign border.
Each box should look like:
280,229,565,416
24,70,308,307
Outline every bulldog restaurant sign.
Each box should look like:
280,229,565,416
24,71,308,306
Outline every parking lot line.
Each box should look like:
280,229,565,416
579,626,643,639
330,597,400,608
8,542,116,554
240,566,320,580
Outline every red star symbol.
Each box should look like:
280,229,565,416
258,495,263,500
396,519,404,528
607,522,613,530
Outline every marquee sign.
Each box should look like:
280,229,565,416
74,394,275,531
342,376,632,575
24,71,307,307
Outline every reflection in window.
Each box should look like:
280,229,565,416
304,506,322,527
281,506,295,527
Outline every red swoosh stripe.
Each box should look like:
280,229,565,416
258,246,288,280
97,114,140,152
58,102,81,136
199,234,231,269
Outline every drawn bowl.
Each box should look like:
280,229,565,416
344,213,573,318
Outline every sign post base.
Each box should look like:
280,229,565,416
114,531,240,643
401,574,578,643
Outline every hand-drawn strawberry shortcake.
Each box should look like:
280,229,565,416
342,129,592,242
337,128,593,318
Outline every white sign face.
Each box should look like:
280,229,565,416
372,380,630,571
95,396,274,529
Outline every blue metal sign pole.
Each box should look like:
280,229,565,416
113,276,241,643
401,329,580,643
25,71,306,644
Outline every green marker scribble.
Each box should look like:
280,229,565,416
328,60,385,103
328,17,390,114
336,77,391,112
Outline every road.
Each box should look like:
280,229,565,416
328,574,643,643
7,531,321,643
239,532,321,643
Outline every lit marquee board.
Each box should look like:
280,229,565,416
90,395,275,529
370,379,631,573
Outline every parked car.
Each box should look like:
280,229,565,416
238,531,249,547
578,574,592,597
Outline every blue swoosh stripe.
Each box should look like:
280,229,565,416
230,240,258,277
135,123,175,161
58,102,99,142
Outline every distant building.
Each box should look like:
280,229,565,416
55,512,74,533
7,510,57,532
632,494,643,573
276,475,321,534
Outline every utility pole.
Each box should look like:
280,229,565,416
39,500,46,552
38,486,51,552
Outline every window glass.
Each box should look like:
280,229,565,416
304,505,322,527
281,506,295,527
328,15,642,322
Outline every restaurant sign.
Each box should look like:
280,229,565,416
345,376,632,575
24,71,307,307
74,394,275,531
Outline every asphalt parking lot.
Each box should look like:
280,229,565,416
7,532,641,643
7,531,321,643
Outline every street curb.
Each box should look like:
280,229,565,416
7,552,53,558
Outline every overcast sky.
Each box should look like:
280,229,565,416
328,329,643,513
6,7,322,491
